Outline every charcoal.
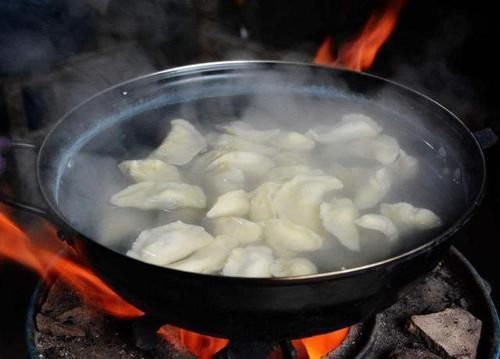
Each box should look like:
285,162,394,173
36,313,86,337
35,280,150,359
408,307,482,359
40,280,81,315
389,348,441,358
155,328,194,359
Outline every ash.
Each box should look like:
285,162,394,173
357,250,488,358
35,281,150,359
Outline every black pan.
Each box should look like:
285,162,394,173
0,61,489,340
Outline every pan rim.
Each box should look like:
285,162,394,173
36,60,487,283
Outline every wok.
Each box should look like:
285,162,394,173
0,61,490,340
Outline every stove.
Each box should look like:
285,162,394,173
26,248,499,358
2,1,500,358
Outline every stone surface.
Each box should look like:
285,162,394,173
408,307,482,359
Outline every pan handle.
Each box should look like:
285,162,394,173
0,136,49,217
473,128,498,150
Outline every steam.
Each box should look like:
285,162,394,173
2,2,480,274
51,61,471,276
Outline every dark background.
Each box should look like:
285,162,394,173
1,0,499,357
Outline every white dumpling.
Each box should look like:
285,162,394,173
209,133,276,156
156,208,204,226
222,246,274,278
272,151,308,166
355,214,399,241
249,182,281,222
118,159,181,183
267,166,323,183
270,258,318,277
263,219,323,255
206,151,275,179
127,221,213,266
271,132,316,152
110,181,206,210
380,202,442,231
388,150,419,182
329,163,372,194
354,168,391,209
188,150,224,178
167,235,239,274
307,114,382,143
206,167,246,196
206,190,250,218
210,217,263,244
320,198,361,251
346,135,400,165
218,121,280,142
273,175,343,231
150,119,207,165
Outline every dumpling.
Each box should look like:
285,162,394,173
353,168,391,209
218,121,280,142
272,151,308,166
210,217,263,244
206,190,250,218
206,166,246,196
263,219,323,255
222,246,274,277
188,150,224,179
119,159,181,183
110,181,206,210
307,114,382,143
150,119,207,165
206,151,275,179
267,166,323,183
127,221,213,266
320,198,361,251
156,207,204,226
209,133,276,156
329,163,372,194
380,202,442,231
388,150,419,182
345,135,400,165
355,214,399,241
271,132,316,152
270,258,318,277
249,182,281,222
273,175,343,231
167,235,239,274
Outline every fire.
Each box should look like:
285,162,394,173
292,328,350,359
157,325,349,359
0,205,143,319
313,0,406,71
158,326,229,359
1,205,348,358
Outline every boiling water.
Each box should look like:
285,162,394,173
56,93,467,275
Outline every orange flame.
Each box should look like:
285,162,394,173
0,206,143,319
157,325,349,358
292,328,350,359
313,0,406,71
158,326,229,359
